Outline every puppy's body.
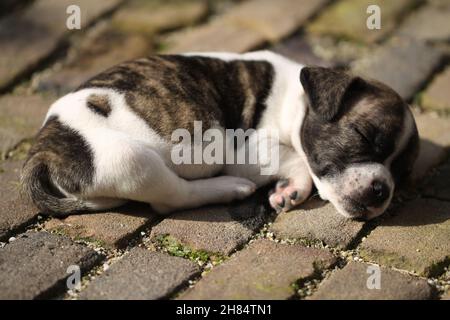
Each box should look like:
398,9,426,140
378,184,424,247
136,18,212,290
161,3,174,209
22,51,419,219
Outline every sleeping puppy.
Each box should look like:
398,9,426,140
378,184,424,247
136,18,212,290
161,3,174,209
21,51,419,220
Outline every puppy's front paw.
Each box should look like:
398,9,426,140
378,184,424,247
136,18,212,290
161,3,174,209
269,179,308,213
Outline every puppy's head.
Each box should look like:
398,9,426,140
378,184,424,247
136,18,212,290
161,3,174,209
299,67,419,220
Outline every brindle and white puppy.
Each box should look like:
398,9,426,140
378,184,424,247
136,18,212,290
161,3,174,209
21,51,419,220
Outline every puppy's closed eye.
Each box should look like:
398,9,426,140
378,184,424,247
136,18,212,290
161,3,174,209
352,126,373,146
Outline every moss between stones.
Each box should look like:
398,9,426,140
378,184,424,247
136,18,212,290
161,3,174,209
49,226,106,248
5,139,32,161
154,234,225,265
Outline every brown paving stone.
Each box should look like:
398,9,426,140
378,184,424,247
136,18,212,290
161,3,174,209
270,198,365,249
0,160,39,241
352,38,443,100
179,239,336,300
0,231,102,299
423,158,450,201
309,262,433,300
163,0,327,53
0,0,122,90
0,94,55,157
150,191,270,255
411,111,450,181
359,198,450,277
307,0,418,44
111,0,208,36
396,2,450,43
420,66,450,113
36,22,151,94
36,0,208,94
44,202,157,248
80,248,200,300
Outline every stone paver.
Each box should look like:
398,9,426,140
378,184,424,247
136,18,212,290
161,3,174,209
352,38,443,100
0,160,39,242
359,198,450,277
307,0,417,44
150,192,270,255
310,262,433,300
270,198,365,249
423,158,450,201
36,0,208,94
411,111,450,181
396,2,450,43
0,0,122,90
420,66,450,113
0,94,55,157
442,291,450,300
36,22,151,94
0,231,102,299
44,202,156,248
179,239,336,300
305,35,371,66
163,0,327,53
80,248,200,300
111,0,208,36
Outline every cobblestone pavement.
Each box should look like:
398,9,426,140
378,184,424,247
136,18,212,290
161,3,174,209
0,0,449,300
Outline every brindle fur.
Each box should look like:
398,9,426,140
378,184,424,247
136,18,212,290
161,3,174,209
78,55,274,139
300,67,419,182
21,116,94,215
86,93,112,117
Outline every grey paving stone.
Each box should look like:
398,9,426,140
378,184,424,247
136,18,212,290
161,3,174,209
163,0,327,53
270,198,365,249
307,0,418,44
150,191,270,255
44,202,157,248
423,158,450,201
271,36,334,67
0,0,121,90
0,160,39,241
412,111,450,182
80,248,200,300
420,66,450,113
179,239,336,300
359,198,450,277
310,262,433,300
352,38,442,100
0,94,55,157
396,2,450,43
301,35,372,66
0,231,102,299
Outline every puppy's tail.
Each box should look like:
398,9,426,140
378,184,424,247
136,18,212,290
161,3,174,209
21,152,88,216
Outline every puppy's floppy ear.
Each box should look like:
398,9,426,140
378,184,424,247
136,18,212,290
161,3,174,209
300,67,355,121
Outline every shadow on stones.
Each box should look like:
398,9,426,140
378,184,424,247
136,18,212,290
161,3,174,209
143,185,274,224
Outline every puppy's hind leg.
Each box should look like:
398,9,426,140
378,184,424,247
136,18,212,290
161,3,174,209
91,132,256,214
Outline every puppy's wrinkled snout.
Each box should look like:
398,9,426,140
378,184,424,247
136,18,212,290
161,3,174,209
364,180,389,207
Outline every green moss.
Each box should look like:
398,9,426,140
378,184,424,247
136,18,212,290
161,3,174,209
6,140,33,161
154,234,224,264
74,235,106,248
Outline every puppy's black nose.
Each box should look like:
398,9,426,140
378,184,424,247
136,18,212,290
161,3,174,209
368,180,389,206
